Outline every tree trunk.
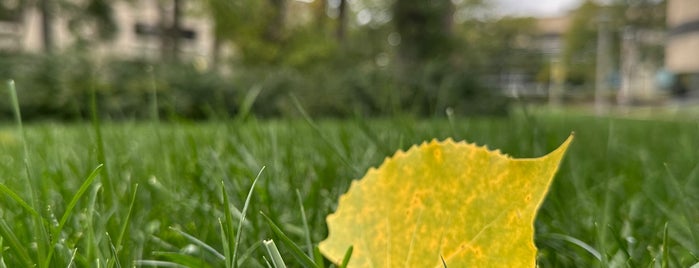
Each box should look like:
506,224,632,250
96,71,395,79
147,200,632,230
39,0,55,53
393,0,455,113
172,0,182,62
394,0,454,64
158,1,169,60
265,0,286,42
336,0,346,41
158,0,183,62
212,33,221,70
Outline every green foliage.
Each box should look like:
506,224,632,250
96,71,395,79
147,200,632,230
0,52,236,120
0,0,24,21
3,0,550,119
64,0,119,42
562,1,601,87
204,0,285,65
230,59,506,118
393,0,456,61
196,0,512,117
0,111,697,266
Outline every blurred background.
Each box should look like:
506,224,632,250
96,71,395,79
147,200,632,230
0,0,690,120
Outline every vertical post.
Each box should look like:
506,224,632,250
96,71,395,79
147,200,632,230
549,58,565,106
158,1,170,60
336,0,347,41
39,0,55,53
595,9,611,114
618,27,638,107
172,0,182,62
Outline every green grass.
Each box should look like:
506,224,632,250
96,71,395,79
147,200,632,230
0,111,698,267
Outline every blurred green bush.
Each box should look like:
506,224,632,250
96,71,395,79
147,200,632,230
0,51,508,120
0,52,236,120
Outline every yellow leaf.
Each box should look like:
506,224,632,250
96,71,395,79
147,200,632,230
319,135,573,267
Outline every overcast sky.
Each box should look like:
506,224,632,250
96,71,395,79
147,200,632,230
493,0,582,17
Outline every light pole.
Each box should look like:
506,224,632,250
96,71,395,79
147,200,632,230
595,8,611,114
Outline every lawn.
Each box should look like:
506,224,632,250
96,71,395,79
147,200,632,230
0,112,697,267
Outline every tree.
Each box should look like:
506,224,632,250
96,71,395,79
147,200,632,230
265,0,287,42
391,0,454,112
0,0,24,22
204,0,289,64
155,0,184,62
64,0,118,45
205,0,239,67
336,0,347,41
393,0,455,66
562,0,602,86
39,0,56,52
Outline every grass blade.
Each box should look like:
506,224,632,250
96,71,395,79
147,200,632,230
312,246,323,267
106,232,122,268
663,164,699,252
295,189,313,258
235,85,262,121
218,218,231,265
541,233,602,261
263,256,273,268
607,225,632,265
0,219,32,267
662,222,669,268
67,248,77,268
151,252,214,268
116,184,139,247
89,81,113,205
56,164,104,234
260,212,318,268
220,181,237,266
263,239,287,268
0,183,42,219
233,166,265,268
289,93,360,175
85,183,103,263
0,237,4,268
235,240,263,268
340,245,353,268
7,79,32,191
169,227,225,260
7,79,47,266
110,184,139,268
45,164,103,267
133,260,189,268
0,237,6,268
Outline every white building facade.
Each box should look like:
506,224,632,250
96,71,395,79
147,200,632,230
0,0,216,65
666,0,699,95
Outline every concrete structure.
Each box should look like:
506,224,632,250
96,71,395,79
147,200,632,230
535,16,570,57
535,16,569,103
618,27,665,104
0,1,216,66
666,0,699,95
666,0,699,73
491,16,571,101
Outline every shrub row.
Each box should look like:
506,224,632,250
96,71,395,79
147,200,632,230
0,52,508,120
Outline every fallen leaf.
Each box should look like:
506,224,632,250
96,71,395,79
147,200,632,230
320,135,573,267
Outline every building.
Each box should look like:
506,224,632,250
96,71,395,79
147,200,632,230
666,0,699,96
535,16,570,103
0,0,217,66
535,16,570,57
